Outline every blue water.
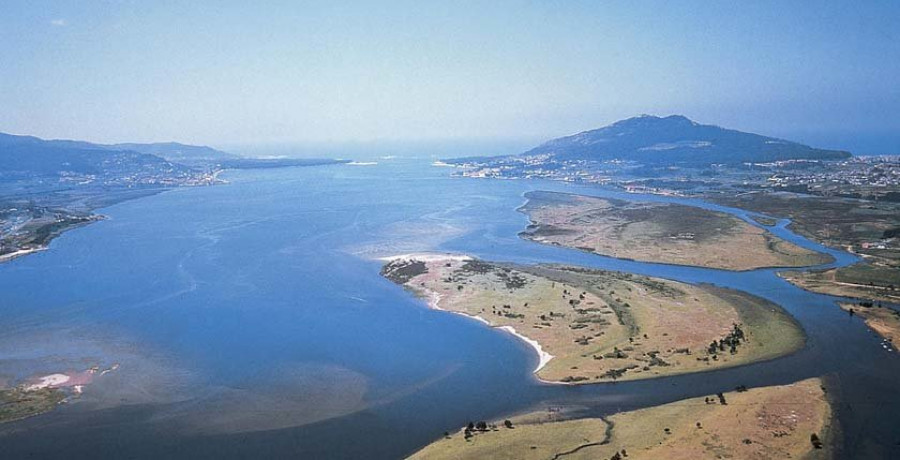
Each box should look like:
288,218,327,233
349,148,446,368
0,159,897,459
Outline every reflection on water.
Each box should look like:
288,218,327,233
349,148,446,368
0,159,897,459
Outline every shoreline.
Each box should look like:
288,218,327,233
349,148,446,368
378,252,471,263
495,325,554,373
398,253,555,375
0,247,47,263
428,285,554,373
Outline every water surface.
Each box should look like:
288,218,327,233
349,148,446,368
0,159,896,459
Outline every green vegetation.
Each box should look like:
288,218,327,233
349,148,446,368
381,259,429,284
409,378,831,460
519,191,832,271
0,387,65,424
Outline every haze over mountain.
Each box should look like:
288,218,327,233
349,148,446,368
0,132,199,179
0,131,350,182
110,142,239,166
499,115,852,166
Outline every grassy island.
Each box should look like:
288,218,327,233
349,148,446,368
382,256,804,383
0,387,65,424
409,378,832,460
518,191,831,271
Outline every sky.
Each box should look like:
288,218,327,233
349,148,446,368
1,1,899,154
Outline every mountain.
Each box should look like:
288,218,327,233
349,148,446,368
110,142,239,166
0,132,206,185
0,132,352,186
2,134,238,166
501,115,851,166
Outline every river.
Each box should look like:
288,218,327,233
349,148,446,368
0,159,896,458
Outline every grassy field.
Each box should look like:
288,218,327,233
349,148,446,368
409,378,832,460
711,192,900,301
519,191,831,271
709,192,900,255
782,264,900,303
383,257,805,383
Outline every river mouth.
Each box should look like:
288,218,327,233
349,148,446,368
0,159,896,459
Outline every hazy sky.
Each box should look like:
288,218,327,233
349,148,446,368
2,1,898,153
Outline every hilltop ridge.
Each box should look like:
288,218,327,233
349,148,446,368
453,115,850,166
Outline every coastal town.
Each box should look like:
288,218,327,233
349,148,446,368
452,153,900,200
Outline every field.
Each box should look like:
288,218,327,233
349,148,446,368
409,378,831,460
519,191,831,271
782,265,900,303
383,256,805,383
711,192,900,300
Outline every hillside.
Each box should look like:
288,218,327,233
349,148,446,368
458,115,850,166
112,142,238,166
0,132,199,183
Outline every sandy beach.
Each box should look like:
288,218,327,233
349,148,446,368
0,247,46,263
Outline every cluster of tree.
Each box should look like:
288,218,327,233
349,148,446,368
603,347,628,359
463,421,487,440
707,323,746,355
461,420,513,440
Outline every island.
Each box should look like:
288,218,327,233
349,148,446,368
409,377,831,460
518,191,831,271
0,364,117,424
381,255,804,383
0,387,65,424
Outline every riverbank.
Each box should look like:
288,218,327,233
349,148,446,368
408,377,832,460
381,255,805,383
781,266,900,304
710,192,900,300
840,301,900,348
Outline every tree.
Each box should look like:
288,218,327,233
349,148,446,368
504,419,513,429
810,433,823,449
